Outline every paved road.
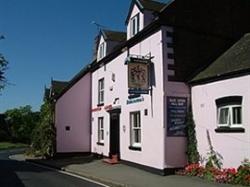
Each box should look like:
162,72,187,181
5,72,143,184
0,149,107,187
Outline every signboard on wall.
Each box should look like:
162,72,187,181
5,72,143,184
167,96,188,137
127,57,150,94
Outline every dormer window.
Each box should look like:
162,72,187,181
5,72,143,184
130,13,140,37
99,42,105,60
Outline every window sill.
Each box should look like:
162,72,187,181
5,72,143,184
97,103,104,107
215,127,245,133
97,142,104,146
128,146,141,151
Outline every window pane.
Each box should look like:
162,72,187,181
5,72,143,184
137,113,140,127
101,130,104,140
98,118,104,142
233,106,242,124
219,108,229,124
136,14,140,33
98,79,104,104
134,129,139,143
130,112,141,146
137,129,141,143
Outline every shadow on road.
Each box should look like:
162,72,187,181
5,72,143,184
28,154,96,169
0,158,51,187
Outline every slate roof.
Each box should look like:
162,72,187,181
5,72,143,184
125,0,166,24
139,0,166,12
190,33,250,84
51,80,68,97
101,29,126,42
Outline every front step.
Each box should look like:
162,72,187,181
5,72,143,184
103,154,119,164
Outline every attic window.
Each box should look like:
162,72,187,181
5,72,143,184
99,42,105,59
130,14,140,37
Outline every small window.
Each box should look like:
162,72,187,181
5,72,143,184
130,14,140,37
130,111,141,148
167,42,173,48
98,78,104,105
167,53,174,59
216,96,243,128
99,42,105,59
166,31,173,37
98,117,104,143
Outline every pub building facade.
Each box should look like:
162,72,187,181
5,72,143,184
54,0,250,174
91,0,189,174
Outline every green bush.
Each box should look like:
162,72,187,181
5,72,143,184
234,159,250,186
178,159,250,186
186,111,200,164
4,105,39,143
30,100,55,158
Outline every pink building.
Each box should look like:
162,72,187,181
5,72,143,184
55,67,91,153
91,0,190,175
191,34,250,168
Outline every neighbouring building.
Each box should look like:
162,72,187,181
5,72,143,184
44,79,68,124
55,66,92,153
190,33,250,168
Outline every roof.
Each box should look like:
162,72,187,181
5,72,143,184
139,0,166,12
190,33,250,84
101,29,126,42
125,0,166,24
51,80,68,97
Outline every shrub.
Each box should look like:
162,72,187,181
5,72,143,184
178,159,250,186
234,159,250,186
30,100,55,158
186,111,199,164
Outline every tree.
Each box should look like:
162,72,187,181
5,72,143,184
31,100,56,157
5,105,39,143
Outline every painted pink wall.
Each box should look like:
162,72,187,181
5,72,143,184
55,72,91,153
164,82,190,168
192,76,250,168
162,26,190,168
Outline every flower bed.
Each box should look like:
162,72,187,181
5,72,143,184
177,162,250,186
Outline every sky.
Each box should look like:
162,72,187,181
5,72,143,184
0,0,166,113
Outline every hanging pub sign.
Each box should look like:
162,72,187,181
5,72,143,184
167,96,188,137
127,57,150,94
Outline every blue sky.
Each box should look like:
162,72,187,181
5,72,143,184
0,0,166,112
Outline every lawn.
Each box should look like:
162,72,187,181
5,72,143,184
0,142,28,151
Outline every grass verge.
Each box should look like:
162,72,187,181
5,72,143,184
0,142,28,151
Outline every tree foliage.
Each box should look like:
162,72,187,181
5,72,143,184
31,100,56,158
4,105,39,143
186,111,200,164
0,53,8,91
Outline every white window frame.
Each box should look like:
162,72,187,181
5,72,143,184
99,42,105,59
98,78,104,105
217,104,242,128
130,111,141,147
130,13,140,37
98,117,104,143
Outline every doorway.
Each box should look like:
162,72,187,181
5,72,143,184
109,109,121,158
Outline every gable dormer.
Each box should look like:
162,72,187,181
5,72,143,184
125,0,166,40
96,29,126,62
